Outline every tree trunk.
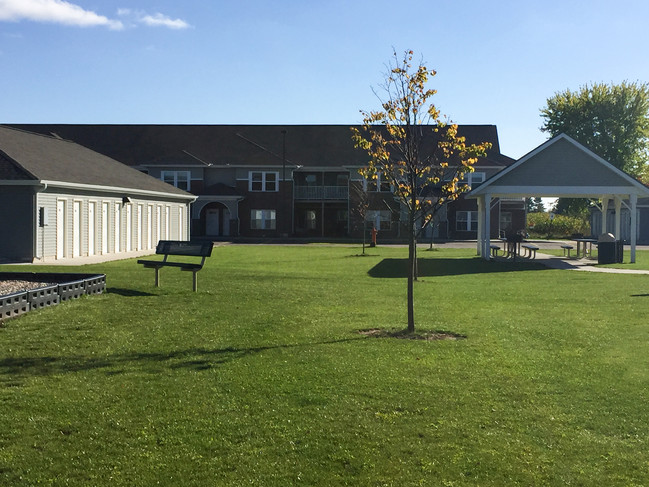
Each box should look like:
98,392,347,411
407,211,416,333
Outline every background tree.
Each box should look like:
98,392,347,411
526,197,545,213
541,81,649,215
352,49,490,333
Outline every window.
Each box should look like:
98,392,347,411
367,210,392,231
249,171,279,192
161,171,190,191
456,211,478,232
365,172,391,192
500,212,512,233
460,172,485,188
251,209,276,230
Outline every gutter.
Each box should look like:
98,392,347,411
38,179,197,202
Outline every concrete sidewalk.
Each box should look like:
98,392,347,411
533,252,649,274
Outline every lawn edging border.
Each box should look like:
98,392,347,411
0,272,106,321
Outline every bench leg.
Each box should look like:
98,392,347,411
192,271,197,292
155,267,160,287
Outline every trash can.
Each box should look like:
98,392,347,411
615,239,624,263
597,233,621,264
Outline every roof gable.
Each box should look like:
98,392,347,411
469,134,649,198
0,125,193,198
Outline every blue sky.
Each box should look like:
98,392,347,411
1,0,648,159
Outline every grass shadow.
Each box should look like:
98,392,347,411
107,287,156,297
0,337,364,382
368,257,544,278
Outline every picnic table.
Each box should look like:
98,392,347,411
574,238,597,258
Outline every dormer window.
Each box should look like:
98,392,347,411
249,171,279,192
161,171,190,191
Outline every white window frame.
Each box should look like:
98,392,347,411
460,172,486,188
456,210,478,232
366,210,392,231
250,209,276,230
161,171,191,191
364,172,391,192
249,171,279,192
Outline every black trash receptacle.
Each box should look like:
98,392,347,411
615,240,624,263
597,233,618,264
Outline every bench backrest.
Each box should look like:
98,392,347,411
155,240,213,258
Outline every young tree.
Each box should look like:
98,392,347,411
541,82,649,213
352,49,491,333
350,179,370,254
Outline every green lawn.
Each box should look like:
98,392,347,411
1,245,649,486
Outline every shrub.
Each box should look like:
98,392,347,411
527,212,590,238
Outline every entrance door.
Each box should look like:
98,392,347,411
72,201,81,257
56,200,65,259
101,202,108,254
88,202,96,256
205,206,231,236
206,208,220,235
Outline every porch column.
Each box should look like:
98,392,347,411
630,194,637,263
614,197,622,240
477,197,484,256
484,193,492,260
601,196,609,235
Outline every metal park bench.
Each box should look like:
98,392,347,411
137,240,213,292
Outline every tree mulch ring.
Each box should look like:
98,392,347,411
359,328,466,341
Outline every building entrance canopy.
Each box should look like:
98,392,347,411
467,134,649,263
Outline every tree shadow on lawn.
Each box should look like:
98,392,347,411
0,337,364,384
368,257,544,278
107,287,156,297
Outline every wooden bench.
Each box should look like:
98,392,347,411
137,240,213,291
561,244,574,258
521,243,539,259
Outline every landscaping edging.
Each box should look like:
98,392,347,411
0,272,106,321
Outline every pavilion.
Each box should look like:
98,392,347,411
468,134,649,263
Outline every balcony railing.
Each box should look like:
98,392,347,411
294,186,349,200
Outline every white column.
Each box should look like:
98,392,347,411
477,197,484,256
630,194,637,263
601,196,609,236
484,193,492,260
614,197,622,240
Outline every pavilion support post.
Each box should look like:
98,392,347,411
477,197,484,256
484,194,491,260
614,197,622,240
601,196,609,236
630,194,637,263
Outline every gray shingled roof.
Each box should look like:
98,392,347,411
9,124,514,169
0,125,193,198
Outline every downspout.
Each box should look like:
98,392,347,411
34,181,48,262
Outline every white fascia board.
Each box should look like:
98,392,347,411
467,185,649,198
195,195,244,202
39,180,197,201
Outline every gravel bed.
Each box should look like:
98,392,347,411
0,280,57,296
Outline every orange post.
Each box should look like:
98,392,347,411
370,226,378,247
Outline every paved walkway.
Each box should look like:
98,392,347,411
428,240,649,275
533,252,649,274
